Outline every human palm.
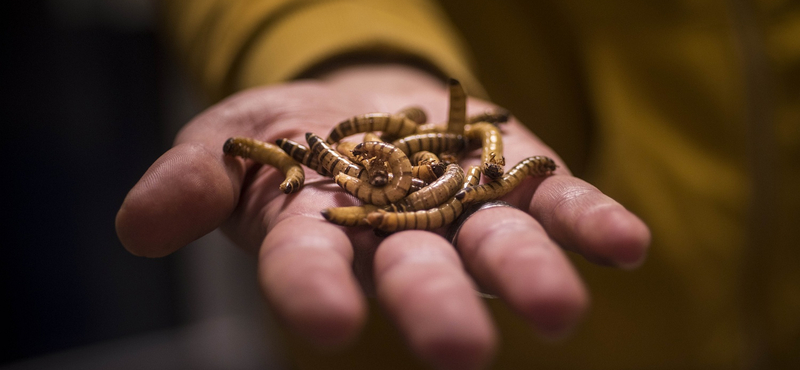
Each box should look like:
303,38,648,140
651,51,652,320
116,65,650,370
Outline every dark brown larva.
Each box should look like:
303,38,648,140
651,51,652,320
224,137,305,194
326,113,418,144
334,141,413,206
455,156,556,204
365,165,481,232
397,106,428,124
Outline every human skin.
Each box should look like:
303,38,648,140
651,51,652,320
115,64,651,370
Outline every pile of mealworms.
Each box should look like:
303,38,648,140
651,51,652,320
223,79,556,233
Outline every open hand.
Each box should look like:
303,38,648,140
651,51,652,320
116,64,650,370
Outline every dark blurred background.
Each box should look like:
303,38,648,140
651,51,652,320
2,1,282,369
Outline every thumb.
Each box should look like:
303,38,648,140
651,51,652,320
115,142,243,257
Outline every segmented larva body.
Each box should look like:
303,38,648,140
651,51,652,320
275,138,327,175
464,122,505,179
468,109,511,125
391,164,465,212
391,132,467,156
326,113,418,144
321,204,379,227
334,141,412,206
410,150,441,165
397,106,428,124
223,137,305,194
362,132,383,143
335,141,361,163
305,133,367,180
455,156,557,204
365,165,481,232
446,78,468,135
410,151,445,183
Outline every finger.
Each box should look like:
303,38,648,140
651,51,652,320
528,175,651,269
258,215,366,348
455,205,589,340
374,231,496,370
115,143,243,257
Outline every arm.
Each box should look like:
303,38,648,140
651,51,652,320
121,2,651,369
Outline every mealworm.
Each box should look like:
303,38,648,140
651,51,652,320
468,108,511,125
410,150,441,166
305,133,367,180
223,137,305,194
322,164,461,226
365,165,481,232
446,78,467,134
321,204,379,227
410,151,445,182
326,113,418,144
362,132,383,143
334,141,412,206
455,155,556,204
391,164,465,212
391,132,467,156
464,122,505,179
412,163,441,183
397,106,428,124
275,137,327,175
409,177,428,193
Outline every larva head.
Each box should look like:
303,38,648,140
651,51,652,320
223,137,249,157
222,137,237,154
352,142,366,156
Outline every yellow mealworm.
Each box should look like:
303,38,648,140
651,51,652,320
391,132,467,156
320,204,379,227
455,155,556,204
464,122,505,179
275,137,328,175
468,108,511,125
340,140,391,186
410,150,441,165
409,177,428,193
305,133,367,180
365,165,481,232
334,141,412,206
412,163,441,183
391,164,465,212
224,137,305,194
326,113,418,144
447,78,467,134
335,141,361,163
362,132,383,143
397,106,428,124
410,151,445,182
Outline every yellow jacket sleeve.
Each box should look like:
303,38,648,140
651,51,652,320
159,0,484,102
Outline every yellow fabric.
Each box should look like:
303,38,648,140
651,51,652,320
159,0,483,103
160,0,800,368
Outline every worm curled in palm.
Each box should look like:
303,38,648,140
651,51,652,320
365,165,482,232
464,122,505,179
326,113,418,144
455,155,557,204
223,137,305,194
334,141,413,206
